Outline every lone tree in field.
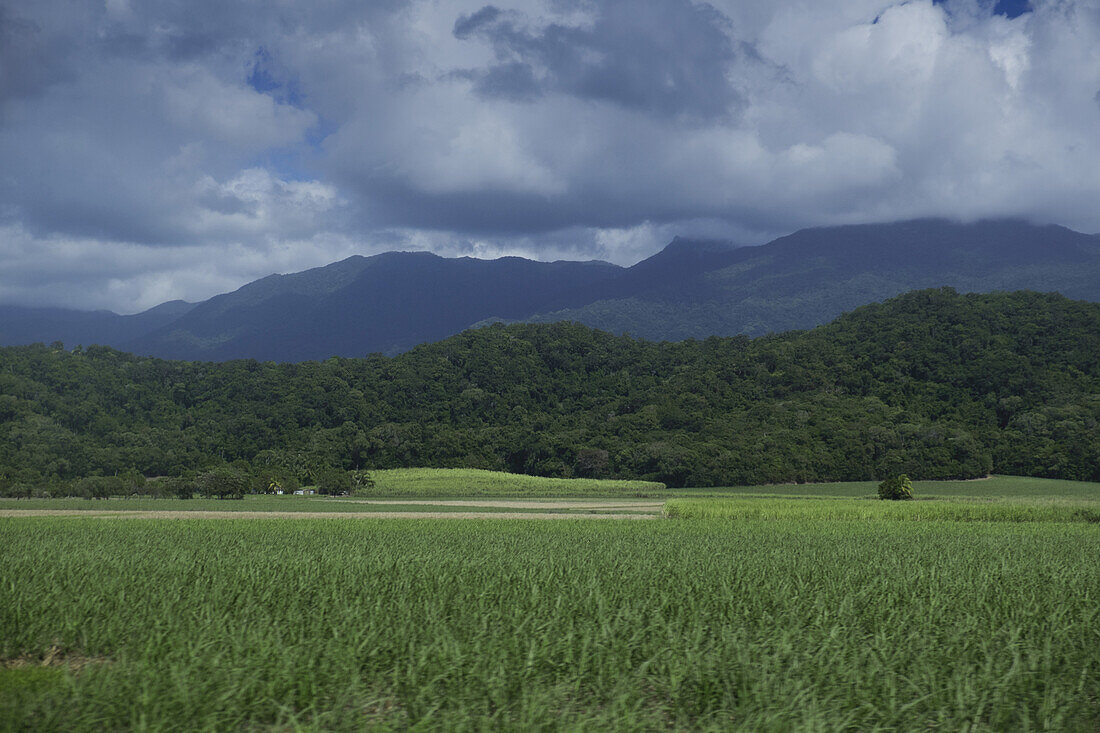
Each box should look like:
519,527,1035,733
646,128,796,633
878,474,914,500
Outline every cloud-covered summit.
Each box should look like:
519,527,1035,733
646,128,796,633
0,0,1098,313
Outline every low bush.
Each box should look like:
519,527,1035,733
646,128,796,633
878,474,914,500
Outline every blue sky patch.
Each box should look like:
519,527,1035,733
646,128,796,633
933,0,1031,18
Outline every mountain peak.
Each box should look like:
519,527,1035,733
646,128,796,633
625,237,741,279
4,218,1098,360
662,236,738,254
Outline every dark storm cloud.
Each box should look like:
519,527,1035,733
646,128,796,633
453,0,745,120
0,0,332,243
0,5,82,109
454,6,507,37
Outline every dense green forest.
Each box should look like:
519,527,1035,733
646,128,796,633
0,288,1096,493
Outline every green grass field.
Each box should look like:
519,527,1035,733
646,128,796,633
0,495,642,514
665,496,1100,522
678,474,1100,499
364,467,666,496
4,472,1096,504
0,495,370,512
2,517,1097,730
3,473,1099,730
364,470,1100,500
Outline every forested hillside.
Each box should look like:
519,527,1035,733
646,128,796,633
0,289,1096,490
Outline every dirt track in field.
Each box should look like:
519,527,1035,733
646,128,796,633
0,509,659,520
335,499,666,510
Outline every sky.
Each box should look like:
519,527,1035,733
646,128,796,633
1,0,1098,313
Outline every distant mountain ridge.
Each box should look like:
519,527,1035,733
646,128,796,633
126,252,621,361
527,219,1100,340
0,300,196,350
1,218,1098,361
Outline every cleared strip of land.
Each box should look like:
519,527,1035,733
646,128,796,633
0,509,659,520
334,498,665,510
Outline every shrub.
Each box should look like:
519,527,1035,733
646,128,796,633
878,474,914,501
196,467,248,500
76,475,126,500
313,467,353,496
253,468,299,495
161,476,196,500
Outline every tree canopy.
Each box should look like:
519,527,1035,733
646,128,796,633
0,289,1096,489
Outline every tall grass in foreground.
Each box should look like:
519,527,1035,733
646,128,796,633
364,467,665,496
2,517,1098,730
664,497,1100,522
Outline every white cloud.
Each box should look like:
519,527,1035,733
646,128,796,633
810,2,946,94
191,169,343,240
0,224,367,313
157,65,316,149
1,0,1099,312
329,84,565,197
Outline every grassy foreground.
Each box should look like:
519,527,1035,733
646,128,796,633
363,467,666,497
2,516,1098,730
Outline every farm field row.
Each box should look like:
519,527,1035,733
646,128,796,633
3,495,1098,523
365,468,667,497
358,470,1100,499
2,473,1097,513
0,497,666,518
666,497,1100,522
0,508,659,521
2,516,1097,730
700,474,1100,499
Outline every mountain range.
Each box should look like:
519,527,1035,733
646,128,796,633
2,218,1098,361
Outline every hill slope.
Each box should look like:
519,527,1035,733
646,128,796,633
1,289,1096,488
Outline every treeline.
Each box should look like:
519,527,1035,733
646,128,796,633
0,464,375,500
0,288,1096,490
